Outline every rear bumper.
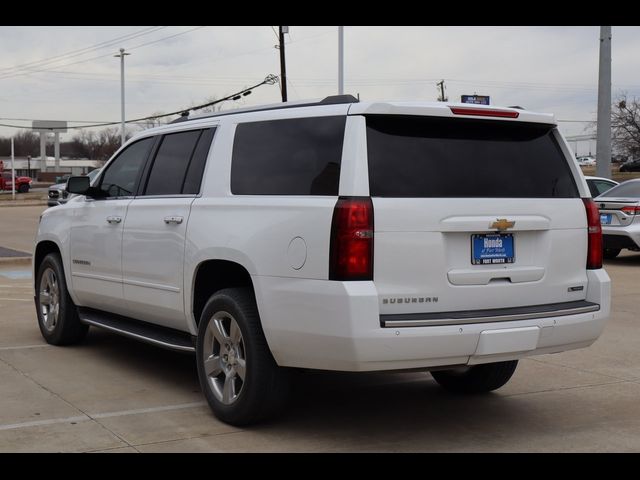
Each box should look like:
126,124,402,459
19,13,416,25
254,269,611,372
602,229,640,250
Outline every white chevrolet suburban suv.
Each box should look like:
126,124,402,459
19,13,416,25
34,96,611,425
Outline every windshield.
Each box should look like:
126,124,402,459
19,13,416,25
599,180,640,198
87,169,100,183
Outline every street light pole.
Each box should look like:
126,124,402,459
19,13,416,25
596,26,612,179
114,48,131,146
338,26,344,95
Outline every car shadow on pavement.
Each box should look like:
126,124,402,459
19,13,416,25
78,328,543,448
604,252,640,266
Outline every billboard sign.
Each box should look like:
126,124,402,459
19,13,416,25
461,95,490,105
32,120,67,132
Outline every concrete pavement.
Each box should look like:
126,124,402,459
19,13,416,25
0,205,639,452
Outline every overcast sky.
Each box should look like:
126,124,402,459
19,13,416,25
1,25,639,148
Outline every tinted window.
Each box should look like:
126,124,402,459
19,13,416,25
231,116,346,195
99,138,154,198
145,130,201,196
366,116,579,198
600,181,640,198
590,180,616,197
183,128,215,195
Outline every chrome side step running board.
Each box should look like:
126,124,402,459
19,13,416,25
380,300,600,328
78,308,195,353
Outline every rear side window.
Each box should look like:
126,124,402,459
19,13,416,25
231,116,346,195
366,115,579,198
143,128,214,196
145,130,201,196
183,128,215,195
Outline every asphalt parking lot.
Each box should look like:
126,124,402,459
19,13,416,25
1,205,640,452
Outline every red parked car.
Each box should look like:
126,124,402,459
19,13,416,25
1,172,32,193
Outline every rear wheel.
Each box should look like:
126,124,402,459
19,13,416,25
18,183,29,193
196,288,290,426
35,253,88,345
431,360,518,394
603,248,621,259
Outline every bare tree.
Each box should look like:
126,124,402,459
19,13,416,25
69,127,127,160
12,130,40,156
192,96,225,114
139,111,171,130
612,93,640,159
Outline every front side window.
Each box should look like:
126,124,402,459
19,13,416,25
231,116,346,195
98,137,154,198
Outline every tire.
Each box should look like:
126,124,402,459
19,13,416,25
431,360,518,394
35,253,88,345
603,248,621,259
18,184,29,193
196,288,290,426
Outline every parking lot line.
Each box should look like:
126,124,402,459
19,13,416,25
0,402,207,432
0,344,50,351
89,402,207,419
0,415,90,432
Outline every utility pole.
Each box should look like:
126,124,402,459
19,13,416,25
338,26,344,95
278,27,288,102
114,48,131,146
596,26,612,179
437,80,447,102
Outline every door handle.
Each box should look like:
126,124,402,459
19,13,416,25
164,216,183,225
106,216,122,224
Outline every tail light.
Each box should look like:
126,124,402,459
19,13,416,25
329,197,374,281
621,205,640,215
583,198,603,269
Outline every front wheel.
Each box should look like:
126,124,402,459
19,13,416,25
603,248,621,259
431,360,518,394
18,184,29,193
35,253,88,345
196,288,290,426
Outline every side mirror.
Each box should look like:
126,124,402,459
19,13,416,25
66,176,90,195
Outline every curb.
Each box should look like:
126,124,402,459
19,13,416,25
0,257,32,267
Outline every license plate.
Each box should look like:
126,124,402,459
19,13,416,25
472,233,515,265
600,213,612,225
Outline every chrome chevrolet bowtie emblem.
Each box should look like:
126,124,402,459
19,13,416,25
490,218,515,231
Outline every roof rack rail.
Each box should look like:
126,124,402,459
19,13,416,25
169,94,359,124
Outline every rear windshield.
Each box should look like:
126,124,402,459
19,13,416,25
366,115,578,198
599,181,640,198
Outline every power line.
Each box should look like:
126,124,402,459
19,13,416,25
0,27,167,76
0,75,279,131
125,26,207,52
0,26,206,81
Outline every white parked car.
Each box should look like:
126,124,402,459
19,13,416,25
577,156,596,167
584,176,618,198
33,97,611,425
596,178,640,258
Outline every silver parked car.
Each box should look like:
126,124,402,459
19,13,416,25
47,169,101,207
596,178,640,258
